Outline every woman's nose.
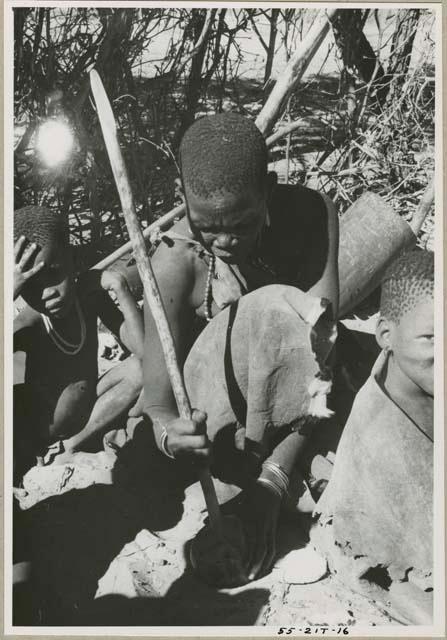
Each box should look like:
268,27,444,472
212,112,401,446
42,287,57,301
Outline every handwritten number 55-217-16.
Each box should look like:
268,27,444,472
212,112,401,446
277,627,349,635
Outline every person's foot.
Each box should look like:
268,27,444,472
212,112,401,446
103,428,129,452
42,441,76,466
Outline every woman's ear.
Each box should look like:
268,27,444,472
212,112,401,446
174,177,184,202
376,316,393,352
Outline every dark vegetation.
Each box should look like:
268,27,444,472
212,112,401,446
14,8,435,273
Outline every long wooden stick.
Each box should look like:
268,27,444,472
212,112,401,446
255,9,337,136
90,69,222,529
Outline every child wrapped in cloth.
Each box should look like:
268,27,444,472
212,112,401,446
311,250,434,624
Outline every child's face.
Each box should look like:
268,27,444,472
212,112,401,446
184,184,270,264
20,239,75,319
385,297,434,396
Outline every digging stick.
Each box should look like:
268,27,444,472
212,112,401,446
89,69,222,530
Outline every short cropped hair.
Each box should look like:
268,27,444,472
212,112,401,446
380,249,434,323
14,206,67,247
179,113,268,199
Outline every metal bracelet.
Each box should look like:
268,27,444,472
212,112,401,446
262,460,289,492
159,426,175,459
257,476,284,499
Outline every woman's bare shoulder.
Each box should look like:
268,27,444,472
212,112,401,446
151,227,206,307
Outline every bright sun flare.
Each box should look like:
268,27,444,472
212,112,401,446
36,120,74,167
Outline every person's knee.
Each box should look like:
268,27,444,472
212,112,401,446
125,356,143,393
97,356,142,397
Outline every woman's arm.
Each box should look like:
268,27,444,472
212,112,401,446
241,428,308,580
142,241,210,459
100,270,145,358
308,194,339,319
82,269,144,357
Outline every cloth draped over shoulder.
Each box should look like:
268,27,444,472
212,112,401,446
184,284,337,463
311,351,433,593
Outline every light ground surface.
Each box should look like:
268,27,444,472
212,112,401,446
16,414,400,627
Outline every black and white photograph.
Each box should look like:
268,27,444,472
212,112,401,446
5,2,443,634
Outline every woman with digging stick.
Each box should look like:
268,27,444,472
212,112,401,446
132,112,339,582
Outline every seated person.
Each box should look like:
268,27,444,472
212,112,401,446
140,113,339,581
13,205,144,477
311,249,434,624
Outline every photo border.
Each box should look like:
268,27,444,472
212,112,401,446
3,1,445,637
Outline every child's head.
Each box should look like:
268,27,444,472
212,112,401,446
377,249,434,396
14,205,74,318
179,113,275,263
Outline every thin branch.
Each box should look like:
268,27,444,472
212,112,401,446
410,176,434,235
247,12,269,52
176,9,215,76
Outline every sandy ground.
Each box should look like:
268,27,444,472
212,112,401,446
13,335,402,628
16,446,400,628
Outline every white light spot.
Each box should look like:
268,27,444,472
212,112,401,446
36,120,74,167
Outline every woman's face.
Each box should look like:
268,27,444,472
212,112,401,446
185,186,268,264
387,297,434,397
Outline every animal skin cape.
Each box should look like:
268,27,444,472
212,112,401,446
184,284,336,466
312,350,433,594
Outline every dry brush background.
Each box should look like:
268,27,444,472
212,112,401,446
14,7,436,273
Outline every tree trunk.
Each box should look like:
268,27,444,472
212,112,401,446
379,9,421,106
96,9,136,96
332,10,385,88
176,10,210,145
31,8,45,77
14,8,31,76
264,9,280,85
203,8,227,86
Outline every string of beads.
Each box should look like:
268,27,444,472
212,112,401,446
204,252,216,322
41,297,86,355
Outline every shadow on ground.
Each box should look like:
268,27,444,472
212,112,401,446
14,479,270,626
15,484,149,625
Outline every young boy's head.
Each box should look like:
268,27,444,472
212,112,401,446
376,249,434,396
178,113,275,263
14,205,74,318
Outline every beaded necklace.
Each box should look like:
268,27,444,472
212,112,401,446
204,252,216,322
41,297,86,355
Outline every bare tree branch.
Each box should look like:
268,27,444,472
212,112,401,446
256,9,337,136
176,9,215,76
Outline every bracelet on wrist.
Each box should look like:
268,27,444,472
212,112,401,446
153,418,175,459
257,476,284,499
160,427,175,459
259,460,289,497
